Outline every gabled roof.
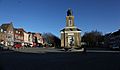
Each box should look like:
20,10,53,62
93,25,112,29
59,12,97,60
0,24,10,31
18,28,25,32
14,28,25,32
14,28,25,35
0,22,13,31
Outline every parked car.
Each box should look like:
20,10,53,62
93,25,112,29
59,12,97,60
13,44,22,49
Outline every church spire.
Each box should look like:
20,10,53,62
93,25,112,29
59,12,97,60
67,8,73,16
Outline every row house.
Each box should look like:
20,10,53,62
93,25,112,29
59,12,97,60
14,29,44,48
28,32,33,46
14,28,24,48
23,31,29,46
35,33,44,46
0,22,44,48
32,32,43,47
14,28,34,48
32,33,37,47
0,22,14,47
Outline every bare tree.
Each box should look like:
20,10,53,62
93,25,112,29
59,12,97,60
82,30,104,47
42,33,61,48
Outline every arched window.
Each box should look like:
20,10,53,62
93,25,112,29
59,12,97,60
69,19,72,26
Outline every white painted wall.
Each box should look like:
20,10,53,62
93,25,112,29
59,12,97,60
24,32,29,43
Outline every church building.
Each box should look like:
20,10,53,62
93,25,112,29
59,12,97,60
60,9,81,49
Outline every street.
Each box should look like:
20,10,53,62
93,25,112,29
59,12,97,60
12,47,120,53
0,48,120,70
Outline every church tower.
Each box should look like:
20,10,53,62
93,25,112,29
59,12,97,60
60,8,81,49
66,9,74,27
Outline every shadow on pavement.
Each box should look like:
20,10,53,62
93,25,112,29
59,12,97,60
0,48,120,70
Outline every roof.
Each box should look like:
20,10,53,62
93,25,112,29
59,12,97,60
14,28,25,32
14,28,24,35
106,29,120,37
0,22,13,31
0,24,10,31
112,29,120,36
18,28,25,32
60,27,81,32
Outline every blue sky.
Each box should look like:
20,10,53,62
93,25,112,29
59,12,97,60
0,0,120,37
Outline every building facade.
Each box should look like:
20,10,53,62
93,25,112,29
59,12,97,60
32,32,43,47
0,22,44,48
60,9,81,48
14,28,24,48
35,33,44,46
0,26,6,45
104,29,120,49
28,32,33,47
23,30,30,47
0,22,14,47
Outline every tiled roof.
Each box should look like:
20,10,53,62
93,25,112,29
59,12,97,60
14,28,24,35
0,24,10,31
14,28,24,31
